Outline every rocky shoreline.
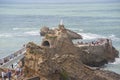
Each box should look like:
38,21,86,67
0,23,119,80
22,23,120,80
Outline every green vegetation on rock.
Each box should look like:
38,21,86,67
60,70,69,80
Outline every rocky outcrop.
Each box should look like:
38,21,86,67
40,26,49,36
79,44,119,67
23,24,119,80
24,42,120,80
40,25,82,39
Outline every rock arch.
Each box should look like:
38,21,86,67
42,41,50,47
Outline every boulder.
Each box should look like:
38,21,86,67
40,26,49,36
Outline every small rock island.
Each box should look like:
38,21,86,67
23,23,119,80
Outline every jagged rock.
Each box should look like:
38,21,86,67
23,24,120,80
40,24,82,39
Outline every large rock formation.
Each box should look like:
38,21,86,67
23,24,120,80
40,24,82,39
79,41,119,67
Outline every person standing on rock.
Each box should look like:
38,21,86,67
1,70,6,80
7,69,12,80
15,65,22,79
11,64,14,69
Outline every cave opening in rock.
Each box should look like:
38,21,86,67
42,41,50,47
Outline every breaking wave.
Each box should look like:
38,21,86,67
78,33,120,41
110,57,120,65
0,30,120,42
0,30,39,38
108,34,120,41
79,33,105,40
24,31,39,36
0,33,13,38
13,27,37,31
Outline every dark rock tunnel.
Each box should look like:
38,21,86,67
42,41,50,47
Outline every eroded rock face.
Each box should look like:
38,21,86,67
23,24,120,80
79,45,119,67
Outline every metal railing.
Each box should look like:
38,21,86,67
0,48,26,68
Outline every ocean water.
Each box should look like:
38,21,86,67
0,2,120,74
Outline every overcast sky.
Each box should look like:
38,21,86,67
0,0,120,3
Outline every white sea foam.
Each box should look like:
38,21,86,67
24,31,39,36
0,33,13,38
13,28,20,30
1,30,120,42
13,27,37,31
79,33,105,40
110,58,120,65
108,34,120,41
0,30,40,38
78,33,120,41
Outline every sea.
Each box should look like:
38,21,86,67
0,2,120,74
